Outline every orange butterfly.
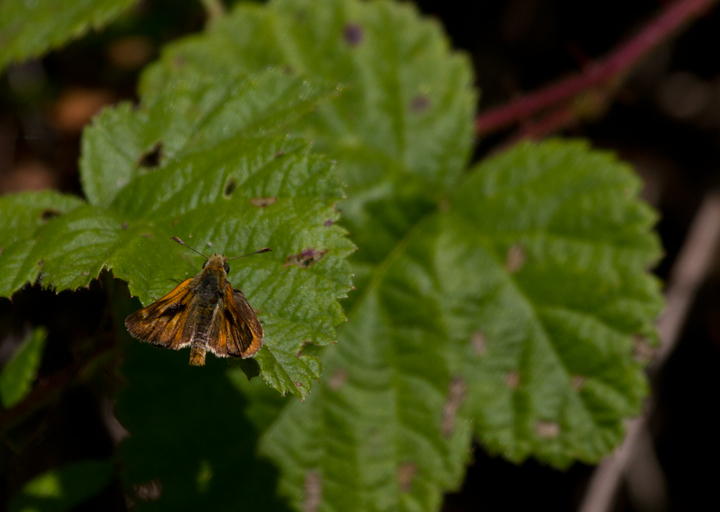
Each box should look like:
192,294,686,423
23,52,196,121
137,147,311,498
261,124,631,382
125,237,270,366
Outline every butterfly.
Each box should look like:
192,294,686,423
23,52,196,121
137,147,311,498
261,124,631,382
125,237,270,366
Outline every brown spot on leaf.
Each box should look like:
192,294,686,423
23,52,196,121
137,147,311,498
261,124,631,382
122,222,129,230
633,335,656,363
343,23,363,46
303,471,322,512
40,208,61,221
536,421,560,438
170,218,181,227
471,331,486,355
37,259,44,267
410,95,430,112
397,462,417,493
81,271,89,276
274,150,286,158
504,372,520,389
295,382,303,387
324,219,334,227
250,197,278,208
505,244,525,273
223,176,237,198
328,368,348,390
138,142,163,169
284,248,328,268
571,375,585,391
442,376,466,437
141,233,154,239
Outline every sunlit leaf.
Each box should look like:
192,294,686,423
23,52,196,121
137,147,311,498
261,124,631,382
0,69,354,399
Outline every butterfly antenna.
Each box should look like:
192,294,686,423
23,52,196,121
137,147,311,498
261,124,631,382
227,247,272,260
171,236,209,259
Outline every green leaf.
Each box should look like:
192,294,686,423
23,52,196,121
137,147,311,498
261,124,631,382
258,140,662,511
141,0,476,258
8,459,113,512
0,0,139,71
134,0,664,508
0,191,85,250
0,69,354,399
0,327,47,408
81,69,341,206
444,140,662,466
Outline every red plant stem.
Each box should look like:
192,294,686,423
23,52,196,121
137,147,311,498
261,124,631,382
475,0,719,137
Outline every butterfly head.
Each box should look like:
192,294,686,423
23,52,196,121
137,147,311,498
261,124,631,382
203,254,231,274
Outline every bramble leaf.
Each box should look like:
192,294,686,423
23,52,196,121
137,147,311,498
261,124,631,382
142,1,664,510
0,69,354,399
0,327,47,408
0,0,139,71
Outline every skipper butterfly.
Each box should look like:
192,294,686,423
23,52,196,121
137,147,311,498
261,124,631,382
125,237,270,366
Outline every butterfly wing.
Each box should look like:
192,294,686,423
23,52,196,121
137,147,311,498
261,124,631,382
207,283,263,358
125,278,197,349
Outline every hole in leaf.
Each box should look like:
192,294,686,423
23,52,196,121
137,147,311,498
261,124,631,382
410,95,430,112
138,142,163,168
40,208,62,221
284,248,328,268
223,176,238,198
249,197,277,208
343,23,363,46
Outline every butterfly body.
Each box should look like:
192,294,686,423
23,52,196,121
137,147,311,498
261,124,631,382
125,252,264,366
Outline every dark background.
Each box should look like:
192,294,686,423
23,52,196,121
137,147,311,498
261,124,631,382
1,1,719,510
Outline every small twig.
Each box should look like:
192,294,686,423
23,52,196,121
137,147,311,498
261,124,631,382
199,0,226,27
475,0,718,137
578,191,720,512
